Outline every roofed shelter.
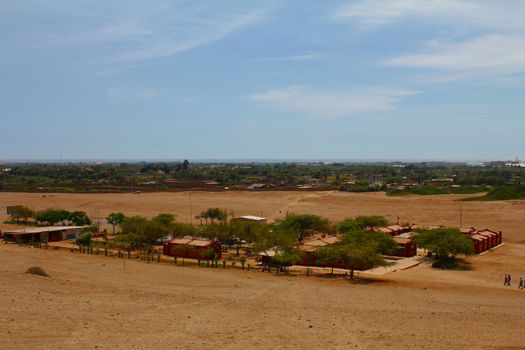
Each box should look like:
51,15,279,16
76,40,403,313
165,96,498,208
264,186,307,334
2,226,88,243
163,237,222,259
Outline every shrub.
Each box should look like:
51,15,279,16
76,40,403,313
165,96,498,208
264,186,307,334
26,266,50,277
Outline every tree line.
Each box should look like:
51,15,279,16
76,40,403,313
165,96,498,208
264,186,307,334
6,206,91,226
2,161,522,194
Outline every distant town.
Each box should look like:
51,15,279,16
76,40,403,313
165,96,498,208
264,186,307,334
1,160,523,200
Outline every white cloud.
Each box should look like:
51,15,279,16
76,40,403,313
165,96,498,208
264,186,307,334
335,1,525,78
250,86,416,118
333,0,525,31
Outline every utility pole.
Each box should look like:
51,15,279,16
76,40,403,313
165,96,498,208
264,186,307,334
459,203,463,228
189,192,193,224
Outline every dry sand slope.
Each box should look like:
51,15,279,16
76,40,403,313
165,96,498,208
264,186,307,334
1,244,525,350
1,191,525,349
1,191,525,242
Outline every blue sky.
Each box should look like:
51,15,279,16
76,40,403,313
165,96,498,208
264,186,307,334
1,0,524,161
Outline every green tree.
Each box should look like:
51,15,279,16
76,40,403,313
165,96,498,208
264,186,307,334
9,206,34,224
415,228,474,267
36,209,70,226
219,220,266,255
341,231,397,255
197,208,227,224
120,216,147,235
253,226,301,273
151,213,176,238
276,214,331,241
337,219,361,233
76,232,92,246
271,249,303,273
106,212,125,235
317,241,390,279
253,226,296,253
316,245,343,274
339,242,390,278
182,159,190,172
118,215,165,250
172,222,198,237
68,211,91,226
354,215,389,229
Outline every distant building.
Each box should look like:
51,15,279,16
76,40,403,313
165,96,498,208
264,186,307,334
506,162,525,168
368,175,383,186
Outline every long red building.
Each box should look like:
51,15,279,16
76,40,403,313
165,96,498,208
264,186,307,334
460,228,502,254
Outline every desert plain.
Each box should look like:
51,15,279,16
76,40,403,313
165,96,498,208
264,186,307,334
1,191,525,349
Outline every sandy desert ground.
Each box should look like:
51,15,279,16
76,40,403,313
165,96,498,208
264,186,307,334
1,191,525,349
1,242,525,350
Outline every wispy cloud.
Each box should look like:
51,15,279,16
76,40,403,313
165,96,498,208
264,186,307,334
387,35,525,74
250,86,416,118
104,9,267,64
12,2,269,65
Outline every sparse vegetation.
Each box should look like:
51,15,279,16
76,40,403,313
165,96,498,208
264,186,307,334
462,185,525,201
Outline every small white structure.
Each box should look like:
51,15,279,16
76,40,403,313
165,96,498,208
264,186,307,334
232,215,267,223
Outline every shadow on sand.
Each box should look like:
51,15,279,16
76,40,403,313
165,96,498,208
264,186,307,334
431,258,474,271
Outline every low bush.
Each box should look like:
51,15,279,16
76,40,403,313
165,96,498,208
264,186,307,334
26,266,50,277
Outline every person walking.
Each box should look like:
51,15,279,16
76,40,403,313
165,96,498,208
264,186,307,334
508,274,512,286
519,277,524,290
504,274,509,286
